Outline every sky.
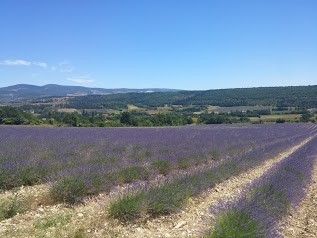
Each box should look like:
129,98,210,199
0,0,316,90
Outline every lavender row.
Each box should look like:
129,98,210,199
0,124,314,191
53,127,313,204
207,135,317,238
108,130,314,220
0,124,315,204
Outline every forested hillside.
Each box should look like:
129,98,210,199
66,85,317,109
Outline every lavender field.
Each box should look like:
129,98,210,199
1,123,317,237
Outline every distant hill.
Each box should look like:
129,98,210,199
65,85,317,109
0,84,179,102
1,84,317,109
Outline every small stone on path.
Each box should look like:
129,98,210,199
174,221,187,229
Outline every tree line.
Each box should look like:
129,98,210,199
0,106,315,127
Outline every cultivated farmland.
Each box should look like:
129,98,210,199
0,124,317,237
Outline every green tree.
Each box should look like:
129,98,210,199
300,111,313,122
62,113,80,126
120,112,132,125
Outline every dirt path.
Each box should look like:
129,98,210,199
108,136,315,238
0,136,314,238
279,154,317,238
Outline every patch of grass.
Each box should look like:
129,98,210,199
117,166,150,184
34,214,71,229
108,156,118,163
151,160,172,175
0,192,27,220
177,158,192,170
208,209,264,238
71,228,86,238
143,150,153,157
209,150,221,160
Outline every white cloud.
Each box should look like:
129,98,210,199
67,77,94,84
0,59,48,68
1,59,31,66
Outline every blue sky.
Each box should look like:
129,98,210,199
0,0,316,90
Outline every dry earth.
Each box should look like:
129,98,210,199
0,136,315,238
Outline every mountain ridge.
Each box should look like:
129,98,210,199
0,84,180,102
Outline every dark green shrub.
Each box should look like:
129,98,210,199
276,118,286,123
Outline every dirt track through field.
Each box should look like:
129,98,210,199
279,154,317,238
0,136,315,238
109,136,315,238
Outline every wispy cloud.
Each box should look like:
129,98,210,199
0,59,48,68
0,59,32,66
67,76,94,84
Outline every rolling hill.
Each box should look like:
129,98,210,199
1,84,317,109
65,85,317,109
0,84,179,102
